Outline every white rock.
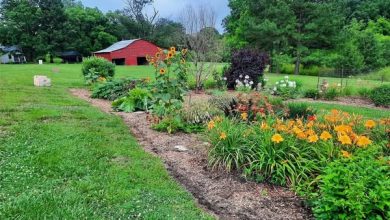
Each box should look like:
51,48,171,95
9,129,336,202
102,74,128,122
174,145,189,152
34,75,51,87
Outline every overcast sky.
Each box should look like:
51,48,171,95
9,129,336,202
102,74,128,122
81,0,230,33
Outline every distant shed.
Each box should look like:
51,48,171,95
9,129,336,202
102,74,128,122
93,39,160,66
58,51,82,63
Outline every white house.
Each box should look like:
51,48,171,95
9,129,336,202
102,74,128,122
0,45,27,64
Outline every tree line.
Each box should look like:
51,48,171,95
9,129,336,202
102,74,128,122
0,0,189,62
224,0,390,74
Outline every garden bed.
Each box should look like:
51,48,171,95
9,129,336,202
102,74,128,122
70,89,312,220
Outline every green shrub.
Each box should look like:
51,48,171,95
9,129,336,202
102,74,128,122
357,87,372,98
313,149,390,220
304,89,321,100
301,66,320,76
82,57,115,84
91,78,139,101
152,116,184,134
341,86,353,96
280,64,296,75
112,87,152,112
323,87,339,100
370,85,390,107
287,102,317,119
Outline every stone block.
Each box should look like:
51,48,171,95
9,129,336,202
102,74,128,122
34,75,51,87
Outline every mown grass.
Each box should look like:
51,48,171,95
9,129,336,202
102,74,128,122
0,64,212,219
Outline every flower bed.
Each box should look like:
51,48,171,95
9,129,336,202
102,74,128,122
206,108,389,219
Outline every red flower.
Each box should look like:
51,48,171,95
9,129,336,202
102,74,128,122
308,115,317,121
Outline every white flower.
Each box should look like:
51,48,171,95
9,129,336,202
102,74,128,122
235,79,240,83
239,74,243,78
276,82,279,85
273,87,277,91
284,76,289,79
264,78,269,82
223,77,227,81
280,84,287,87
245,75,250,79
244,79,248,83
246,84,251,87
249,81,254,85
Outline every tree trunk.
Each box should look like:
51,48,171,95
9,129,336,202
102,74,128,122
294,54,300,75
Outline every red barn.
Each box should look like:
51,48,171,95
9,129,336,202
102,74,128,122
93,39,160,66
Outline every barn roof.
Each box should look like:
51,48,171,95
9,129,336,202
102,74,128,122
94,39,140,53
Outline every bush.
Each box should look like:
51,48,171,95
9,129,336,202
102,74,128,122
181,101,223,126
270,76,301,100
304,89,321,100
370,85,390,107
280,64,296,75
313,149,390,219
357,87,372,98
112,87,152,112
224,49,268,89
82,57,115,84
287,102,317,119
300,66,320,76
208,94,236,116
91,78,139,101
152,116,184,134
323,87,339,100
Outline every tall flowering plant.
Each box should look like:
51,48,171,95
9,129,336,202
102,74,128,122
146,47,190,117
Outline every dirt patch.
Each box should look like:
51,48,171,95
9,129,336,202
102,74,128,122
290,97,389,110
70,89,312,220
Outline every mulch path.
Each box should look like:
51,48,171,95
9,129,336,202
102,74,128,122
70,89,312,220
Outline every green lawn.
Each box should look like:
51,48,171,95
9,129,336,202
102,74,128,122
0,64,212,219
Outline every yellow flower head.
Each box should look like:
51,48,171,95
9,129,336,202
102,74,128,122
276,124,288,132
159,68,166,75
365,120,376,129
241,112,248,121
166,51,174,59
296,132,307,140
305,129,316,136
338,134,352,145
155,52,161,58
308,134,319,143
334,125,352,133
214,116,223,123
271,134,284,144
181,58,186,64
320,131,332,141
170,46,176,52
292,126,303,135
306,121,314,128
356,136,372,147
219,132,227,140
207,120,215,130
181,48,188,55
261,122,269,130
341,150,351,158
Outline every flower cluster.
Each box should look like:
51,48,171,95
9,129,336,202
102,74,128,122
235,75,254,92
271,76,300,100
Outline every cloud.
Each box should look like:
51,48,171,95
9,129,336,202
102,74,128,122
81,0,229,32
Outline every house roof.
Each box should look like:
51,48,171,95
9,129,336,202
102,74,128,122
0,45,21,53
58,51,81,57
94,39,140,53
